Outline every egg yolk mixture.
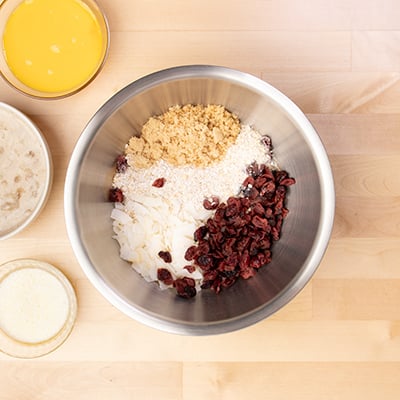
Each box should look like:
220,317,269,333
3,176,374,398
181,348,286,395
2,0,106,94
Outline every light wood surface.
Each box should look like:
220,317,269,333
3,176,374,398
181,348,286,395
1,0,400,398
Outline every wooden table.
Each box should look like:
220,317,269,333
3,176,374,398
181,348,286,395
1,0,400,398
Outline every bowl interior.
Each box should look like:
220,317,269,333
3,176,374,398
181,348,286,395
66,67,334,334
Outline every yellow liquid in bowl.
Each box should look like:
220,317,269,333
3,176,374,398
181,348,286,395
2,0,106,94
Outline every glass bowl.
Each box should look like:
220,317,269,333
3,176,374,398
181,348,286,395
0,259,77,358
0,0,109,99
0,102,53,240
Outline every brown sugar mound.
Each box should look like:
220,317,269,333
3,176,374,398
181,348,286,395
126,104,241,168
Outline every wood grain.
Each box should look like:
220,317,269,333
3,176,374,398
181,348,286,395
310,114,400,154
313,279,400,320
262,73,400,113
1,0,400,398
0,362,182,400
183,362,400,400
317,238,400,279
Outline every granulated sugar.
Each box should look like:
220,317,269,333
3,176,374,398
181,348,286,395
111,124,275,291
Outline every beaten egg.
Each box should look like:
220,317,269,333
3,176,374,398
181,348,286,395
2,0,108,96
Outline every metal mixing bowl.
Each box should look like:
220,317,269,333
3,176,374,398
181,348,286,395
64,65,335,335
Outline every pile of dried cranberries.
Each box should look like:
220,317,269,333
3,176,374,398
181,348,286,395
158,163,295,298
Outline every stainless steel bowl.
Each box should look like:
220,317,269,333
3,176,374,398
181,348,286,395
64,65,335,335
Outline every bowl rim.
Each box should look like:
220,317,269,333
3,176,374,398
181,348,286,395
0,101,53,240
64,65,335,335
0,0,110,99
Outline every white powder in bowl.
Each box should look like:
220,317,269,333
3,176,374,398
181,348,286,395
0,103,49,238
0,267,70,343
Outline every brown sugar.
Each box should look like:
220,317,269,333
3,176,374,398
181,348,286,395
125,104,241,168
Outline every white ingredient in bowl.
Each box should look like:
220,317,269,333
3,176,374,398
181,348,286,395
111,124,276,291
0,106,47,236
0,268,70,343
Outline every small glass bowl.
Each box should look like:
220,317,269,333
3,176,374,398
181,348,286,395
0,102,53,240
0,0,109,99
0,259,77,358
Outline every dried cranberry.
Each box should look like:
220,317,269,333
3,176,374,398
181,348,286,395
157,268,174,285
262,168,274,180
184,265,196,273
206,219,219,234
271,227,280,241
249,239,259,256
265,207,273,217
220,268,237,278
242,176,255,188
259,238,271,250
197,241,210,255
275,199,284,214
260,181,276,196
260,135,272,149
247,187,259,200
225,197,241,217
221,277,237,288
184,246,198,261
203,270,218,282
194,226,208,241
115,154,128,173
174,277,196,299
252,215,269,230
254,176,267,189
152,178,166,188
225,253,239,268
250,256,262,269
240,267,256,280
277,172,293,186
109,187,124,203
222,237,236,256
158,251,172,263
200,280,213,290
232,217,247,229
237,236,251,252
181,163,295,296
196,254,214,270
239,250,250,270
280,177,296,186
203,196,220,210
246,162,259,177
252,202,265,216
214,207,226,223
259,164,268,175
256,251,270,266
212,278,223,294
240,197,251,209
